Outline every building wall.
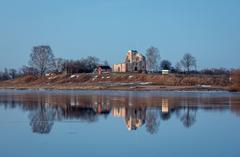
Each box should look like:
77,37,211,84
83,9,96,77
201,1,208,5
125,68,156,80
125,50,146,72
112,107,126,117
126,62,146,72
113,63,127,72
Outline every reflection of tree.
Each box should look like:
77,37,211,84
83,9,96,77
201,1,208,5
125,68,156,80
180,106,197,128
146,109,160,134
29,103,56,134
230,97,240,117
2,91,239,133
63,105,98,123
160,112,171,121
77,108,98,122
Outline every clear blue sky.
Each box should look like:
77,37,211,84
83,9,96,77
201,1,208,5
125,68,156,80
0,0,240,70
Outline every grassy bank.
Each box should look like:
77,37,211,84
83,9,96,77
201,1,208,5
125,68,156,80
0,73,231,91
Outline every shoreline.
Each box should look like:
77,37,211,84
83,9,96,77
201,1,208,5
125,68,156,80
0,84,228,92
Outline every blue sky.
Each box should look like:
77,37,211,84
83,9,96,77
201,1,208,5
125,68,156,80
0,0,239,70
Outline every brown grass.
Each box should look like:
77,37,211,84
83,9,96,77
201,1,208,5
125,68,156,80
0,73,231,90
230,70,240,91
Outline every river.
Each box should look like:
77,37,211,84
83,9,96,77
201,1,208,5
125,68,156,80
0,89,240,157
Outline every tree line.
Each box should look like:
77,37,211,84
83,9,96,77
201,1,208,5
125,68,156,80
145,46,232,75
145,46,197,73
0,45,233,81
0,45,106,80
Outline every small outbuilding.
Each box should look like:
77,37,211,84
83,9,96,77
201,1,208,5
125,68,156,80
162,70,169,75
96,65,111,75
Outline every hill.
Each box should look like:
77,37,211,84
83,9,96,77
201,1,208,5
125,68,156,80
0,73,232,91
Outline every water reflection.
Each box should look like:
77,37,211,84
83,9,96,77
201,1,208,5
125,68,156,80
113,106,146,131
0,90,240,135
29,103,55,134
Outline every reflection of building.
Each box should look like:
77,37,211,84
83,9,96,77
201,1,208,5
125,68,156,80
3,90,240,135
113,50,146,73
61,95,111,121
92,103,111,114
162,99,169,113
91,95,111,114
112,107,126,117
125,107,146,130
112,106,146,131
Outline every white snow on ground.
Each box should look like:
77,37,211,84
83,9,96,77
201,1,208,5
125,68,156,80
70,75,76,78
48,76,57,80
139,82,152,85
92,75,98,81
128,75,133,79
106,82,152,86
201,85,211,88
70,75,81,79
45,73,55,77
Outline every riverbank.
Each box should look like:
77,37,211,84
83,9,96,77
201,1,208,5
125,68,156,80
0,73,231,91
0,83,227,91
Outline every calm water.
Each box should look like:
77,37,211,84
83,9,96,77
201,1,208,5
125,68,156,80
0,89,240,157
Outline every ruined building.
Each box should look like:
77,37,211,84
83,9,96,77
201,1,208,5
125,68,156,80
113,50,146,73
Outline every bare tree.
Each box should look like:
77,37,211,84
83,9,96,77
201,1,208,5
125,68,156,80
29,45,55,76
103,60,109,66
21,66,39,76
85,56,100,72
201,68,230,75
0,68,10,81
160,59,172,70
62,56,100,75
180,53,196,73
9,69,17,79
146,47,160,72
55,58,65,73
175,62,182,73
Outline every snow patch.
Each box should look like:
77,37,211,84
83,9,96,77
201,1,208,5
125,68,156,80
139,82,152,85
128,75,133,79
70,75,76,78
48,76,57,80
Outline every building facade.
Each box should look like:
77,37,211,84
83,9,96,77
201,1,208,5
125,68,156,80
113,50,146,73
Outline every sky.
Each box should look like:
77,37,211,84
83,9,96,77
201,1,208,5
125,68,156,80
0,0,240,70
